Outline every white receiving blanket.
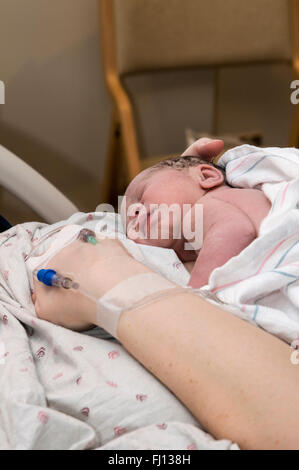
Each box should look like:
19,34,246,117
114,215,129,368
200,145,299,345
0,212,237,450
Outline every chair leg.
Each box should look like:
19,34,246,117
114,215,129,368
100,108,121,205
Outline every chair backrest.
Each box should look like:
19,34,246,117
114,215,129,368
112,0,293,76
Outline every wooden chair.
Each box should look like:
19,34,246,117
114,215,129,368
99,0,299,204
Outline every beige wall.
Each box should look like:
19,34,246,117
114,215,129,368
0,0,296,216
0,0,110,176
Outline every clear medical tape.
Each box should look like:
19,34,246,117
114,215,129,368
96,272,190,338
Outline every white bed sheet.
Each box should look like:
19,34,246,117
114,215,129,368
0,212,236,450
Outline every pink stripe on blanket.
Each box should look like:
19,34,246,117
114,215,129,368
226,153,254,177
280,182,290,209
211,237,291,293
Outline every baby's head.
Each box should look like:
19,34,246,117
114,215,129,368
121,155,226,250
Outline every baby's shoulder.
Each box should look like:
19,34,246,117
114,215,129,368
203,186,265,208
198,191,241,232
200,187,256,223
200,189,238,213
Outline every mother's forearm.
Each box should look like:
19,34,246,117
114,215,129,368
34,237,299,449
117,292,299,450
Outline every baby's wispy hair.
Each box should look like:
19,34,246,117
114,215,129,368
150,155,226,180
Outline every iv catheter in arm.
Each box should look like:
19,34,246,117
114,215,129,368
33,228,190,338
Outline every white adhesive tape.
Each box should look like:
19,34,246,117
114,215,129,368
97,272,188,338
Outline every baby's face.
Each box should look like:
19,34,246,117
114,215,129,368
121,168,203,249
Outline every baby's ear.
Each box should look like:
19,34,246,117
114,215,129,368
191,164,224,189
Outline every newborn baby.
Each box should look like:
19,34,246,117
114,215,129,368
122,151,271,288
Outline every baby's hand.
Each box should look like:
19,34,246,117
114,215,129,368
182,138,224,161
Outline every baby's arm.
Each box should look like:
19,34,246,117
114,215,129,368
189,199,256,288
